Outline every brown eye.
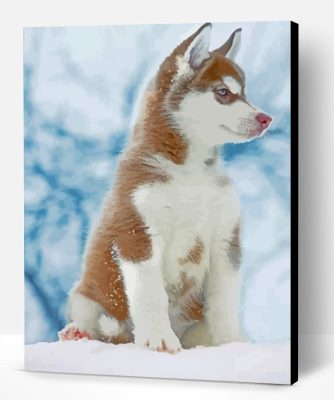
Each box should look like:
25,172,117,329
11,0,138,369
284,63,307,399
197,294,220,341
216,88,229,97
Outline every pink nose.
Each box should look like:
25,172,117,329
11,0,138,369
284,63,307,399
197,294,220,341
256,113,272,130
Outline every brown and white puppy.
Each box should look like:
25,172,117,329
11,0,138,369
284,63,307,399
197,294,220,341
58,23,272,353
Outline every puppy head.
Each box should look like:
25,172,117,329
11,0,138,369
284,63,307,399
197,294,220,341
157,23,272,147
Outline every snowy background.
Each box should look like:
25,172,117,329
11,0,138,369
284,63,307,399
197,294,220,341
24,22,291,345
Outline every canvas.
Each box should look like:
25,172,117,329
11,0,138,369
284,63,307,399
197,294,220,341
24,21,298,385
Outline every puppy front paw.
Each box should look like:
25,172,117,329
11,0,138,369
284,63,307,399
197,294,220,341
135,327,181,354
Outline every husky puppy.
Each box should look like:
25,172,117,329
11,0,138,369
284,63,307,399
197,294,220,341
59,23,272,353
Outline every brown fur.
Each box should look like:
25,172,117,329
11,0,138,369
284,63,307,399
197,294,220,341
98,331,133,344
76,152,170,320
169,272,204,322
180,274,204,321
182,298,204,321
215,28,241,57
179,236,204,266
76,234,129,321
195,56,244,93
167,55,244,111
227,221,241,269
166,27,245,111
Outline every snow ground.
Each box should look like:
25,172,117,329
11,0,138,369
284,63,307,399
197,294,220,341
25,340,290,385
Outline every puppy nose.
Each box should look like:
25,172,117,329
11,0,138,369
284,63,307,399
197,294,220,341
256,113,272,129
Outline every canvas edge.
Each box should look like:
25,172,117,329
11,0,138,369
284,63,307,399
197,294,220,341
22,21,297,385
290,20,299,386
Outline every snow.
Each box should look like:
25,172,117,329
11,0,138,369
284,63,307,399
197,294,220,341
25,340,290,385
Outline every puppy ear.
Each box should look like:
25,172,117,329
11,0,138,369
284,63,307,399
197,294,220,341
184,23,212,69
213,28,241,60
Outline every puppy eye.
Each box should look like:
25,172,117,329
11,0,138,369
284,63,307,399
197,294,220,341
216,88,229,96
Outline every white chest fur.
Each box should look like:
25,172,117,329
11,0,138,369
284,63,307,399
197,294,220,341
131,158,240,338
132,158,240,285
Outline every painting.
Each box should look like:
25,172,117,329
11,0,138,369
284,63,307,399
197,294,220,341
24,21,298,384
